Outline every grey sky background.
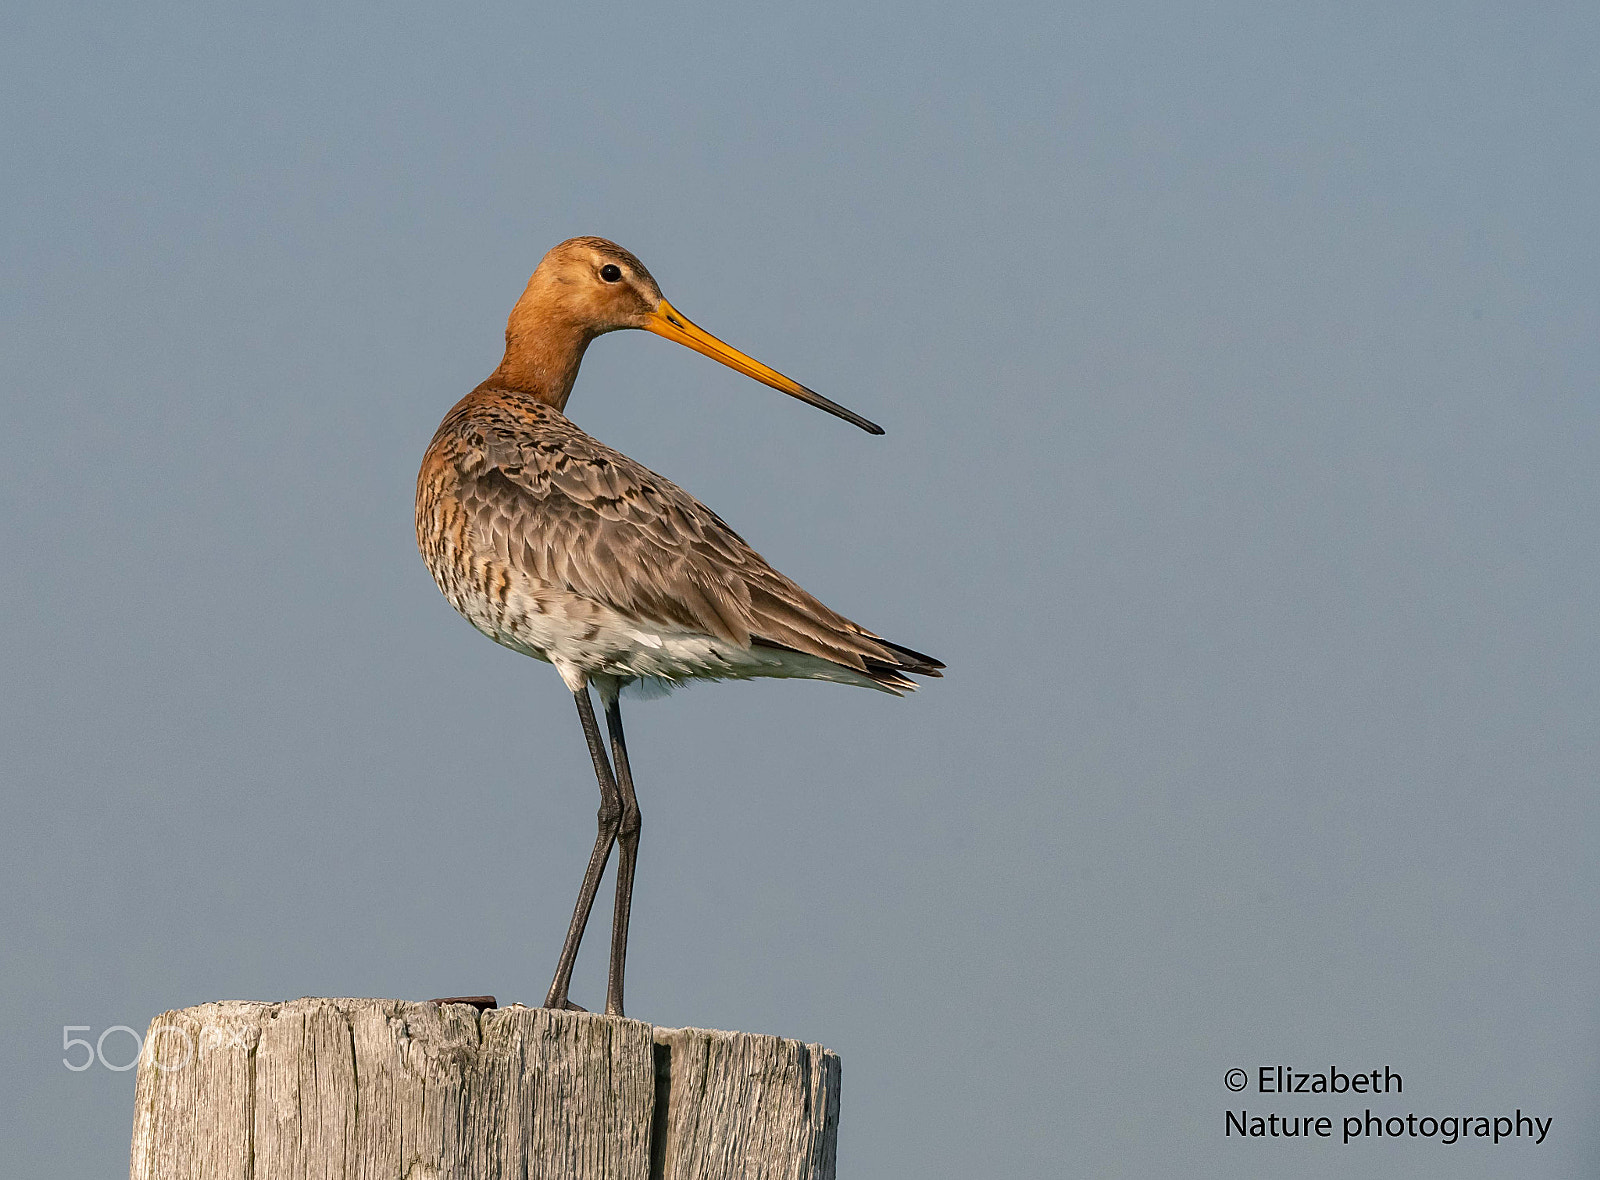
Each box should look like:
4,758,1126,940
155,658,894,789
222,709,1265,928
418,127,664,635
4,3,1597,1176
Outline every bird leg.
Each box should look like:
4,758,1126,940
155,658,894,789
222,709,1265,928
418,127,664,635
602,694,642,1018
544,687,622,1012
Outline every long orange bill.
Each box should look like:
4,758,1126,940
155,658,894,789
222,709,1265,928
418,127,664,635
645,299,884,435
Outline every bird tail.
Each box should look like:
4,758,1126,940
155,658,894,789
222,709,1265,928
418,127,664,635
860,638,946,693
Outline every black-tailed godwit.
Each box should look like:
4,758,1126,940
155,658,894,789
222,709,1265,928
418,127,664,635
417,237,942,1015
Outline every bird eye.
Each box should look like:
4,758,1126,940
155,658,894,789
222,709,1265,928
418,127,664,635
599,264,622,283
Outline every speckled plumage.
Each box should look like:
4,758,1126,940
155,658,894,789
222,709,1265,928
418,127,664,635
417,385,941,695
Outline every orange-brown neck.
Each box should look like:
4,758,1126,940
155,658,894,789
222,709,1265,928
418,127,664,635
485,304,596,411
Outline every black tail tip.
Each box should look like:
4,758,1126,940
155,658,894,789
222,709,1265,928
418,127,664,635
880,639,945,674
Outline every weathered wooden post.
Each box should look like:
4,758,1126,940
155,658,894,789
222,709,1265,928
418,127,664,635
128,998,839,1179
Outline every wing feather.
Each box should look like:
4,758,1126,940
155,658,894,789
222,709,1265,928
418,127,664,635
441,391,941,685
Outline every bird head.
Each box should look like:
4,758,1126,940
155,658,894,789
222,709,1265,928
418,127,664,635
505,237,883,434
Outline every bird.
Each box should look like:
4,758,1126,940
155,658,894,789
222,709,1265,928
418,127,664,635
416,237,942,1017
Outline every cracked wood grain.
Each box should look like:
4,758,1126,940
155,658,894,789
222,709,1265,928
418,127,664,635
129,999,838,1180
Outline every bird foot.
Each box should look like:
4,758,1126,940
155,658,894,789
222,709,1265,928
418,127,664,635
544,997,588,1012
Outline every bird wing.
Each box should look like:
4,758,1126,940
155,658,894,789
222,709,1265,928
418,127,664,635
446,394,940,681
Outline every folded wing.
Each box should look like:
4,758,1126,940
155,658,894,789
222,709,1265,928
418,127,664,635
450,398,943,692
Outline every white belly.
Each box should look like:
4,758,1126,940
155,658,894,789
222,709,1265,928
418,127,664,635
440,570,880,695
